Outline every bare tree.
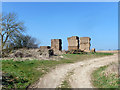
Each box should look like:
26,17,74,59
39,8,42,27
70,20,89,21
10,35,39,49
0,13,25,55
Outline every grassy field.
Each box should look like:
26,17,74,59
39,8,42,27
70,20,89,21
91,64,119,89
2,52,113,89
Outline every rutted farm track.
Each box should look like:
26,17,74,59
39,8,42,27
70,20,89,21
30,54,118,88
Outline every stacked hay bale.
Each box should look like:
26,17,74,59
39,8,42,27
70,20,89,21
80,37,91,52
51,39,62,55
40,46,51,50
67,36,79,51
91,48,95,52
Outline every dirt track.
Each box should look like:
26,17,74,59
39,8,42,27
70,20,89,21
31,54,118,88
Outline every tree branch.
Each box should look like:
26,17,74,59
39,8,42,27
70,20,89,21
3,34,9,47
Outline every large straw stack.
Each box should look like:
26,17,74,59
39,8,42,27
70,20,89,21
51,39,62,51
67,36,79,50
80,37,91,51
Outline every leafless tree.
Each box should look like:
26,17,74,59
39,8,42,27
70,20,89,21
0,12,25,56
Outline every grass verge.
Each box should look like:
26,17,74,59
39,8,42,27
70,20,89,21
58,70,74,88
2,52,113,89
91,64,119,88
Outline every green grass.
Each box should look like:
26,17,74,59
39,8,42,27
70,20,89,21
62,52,113,63
59,70,74,88
60,80,71,88
91,52,113,56
2,52,113,89
91,65,119,89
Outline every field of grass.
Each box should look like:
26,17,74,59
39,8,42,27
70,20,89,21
2,52,113,89
91,64,119,88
